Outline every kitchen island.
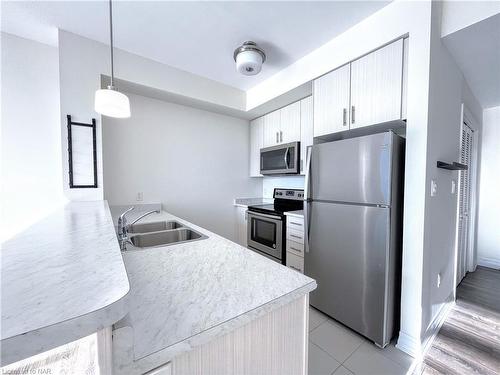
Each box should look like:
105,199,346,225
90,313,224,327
110,206,316,375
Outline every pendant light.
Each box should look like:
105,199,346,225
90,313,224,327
94,0,130,118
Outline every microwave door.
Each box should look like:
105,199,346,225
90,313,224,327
260,141,299,175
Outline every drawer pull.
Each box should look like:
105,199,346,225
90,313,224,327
290,234,302,239
290,247,302,252
289,222,303,226
289,266,301,272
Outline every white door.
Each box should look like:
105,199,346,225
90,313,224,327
300,96,313,174
249,117,264,177
280,101,301,143
350,39,404,129
457,123,474,285
313,64,350,137
263,110,281,147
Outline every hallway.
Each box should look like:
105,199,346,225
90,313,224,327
422,266,500,374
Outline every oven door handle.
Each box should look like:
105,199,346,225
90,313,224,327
247,211,282,221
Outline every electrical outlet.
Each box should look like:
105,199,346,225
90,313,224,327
451,180,456,194
431,180,438,197
437,273,441,288
136,192,143,202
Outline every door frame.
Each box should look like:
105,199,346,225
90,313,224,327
455,103,480,286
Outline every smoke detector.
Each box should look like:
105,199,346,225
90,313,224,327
233,41,266,76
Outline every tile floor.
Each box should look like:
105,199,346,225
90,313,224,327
308,306,414,375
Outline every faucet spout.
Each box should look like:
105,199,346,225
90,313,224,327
129,209,161,227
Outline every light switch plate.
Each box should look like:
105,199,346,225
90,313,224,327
136,192,144,202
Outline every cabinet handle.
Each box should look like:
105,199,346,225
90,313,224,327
289,221,302,226
343,108,347,126
289,265,302,272
351,105,355,124
276,131,279,143
280,131,283,143
290,234,302,239
290,247,302,252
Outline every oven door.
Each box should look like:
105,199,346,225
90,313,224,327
260,141,300,175
247,211,283,260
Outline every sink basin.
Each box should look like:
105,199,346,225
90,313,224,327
127,220,183,234
129,228,207,248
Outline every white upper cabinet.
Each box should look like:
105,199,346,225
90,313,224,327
249,117,264,177
300,96,313,174
350,39,404,129
280,101,301,143
262,101,301,148
263,110,281,147
313,64,351,137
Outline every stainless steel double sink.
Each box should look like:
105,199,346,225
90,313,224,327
126,220,207,249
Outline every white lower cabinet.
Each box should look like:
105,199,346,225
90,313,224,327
285,214,304,273
235,206,248,247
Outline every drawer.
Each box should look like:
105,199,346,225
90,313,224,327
287,216,304,231
287,239,304,257
286,251,304,273
287,228,304,244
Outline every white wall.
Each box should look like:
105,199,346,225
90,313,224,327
1,33,66,241
441,0,500,37
262,176,304,199
102,93,261,241
477,106,500,269
58,30,246,202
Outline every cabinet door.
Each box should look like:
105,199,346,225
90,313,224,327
300,96,313,174
280,101,301,143
350,39,404,129
236,207,248,247
263,110,281,147
249,117,264,177
313,64,350,137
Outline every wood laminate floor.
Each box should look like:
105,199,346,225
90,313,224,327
422,266,500,375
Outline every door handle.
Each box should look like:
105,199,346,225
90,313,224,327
343,108,347,126
284,147,290,169
280,130,283,143
304,150,312,253
276,131,279,143
351,105,355,124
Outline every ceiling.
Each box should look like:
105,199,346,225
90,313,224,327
1,1,390,91
443,13,500,109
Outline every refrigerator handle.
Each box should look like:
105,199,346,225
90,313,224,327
304,148,312,253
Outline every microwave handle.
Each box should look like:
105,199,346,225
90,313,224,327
284,147,290,169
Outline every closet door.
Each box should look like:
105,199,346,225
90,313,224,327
350,39,404,129
313,64,351,137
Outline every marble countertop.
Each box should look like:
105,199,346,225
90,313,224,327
110,207,316,374
1,201,130,366
233,197,273,207
285,210,304,217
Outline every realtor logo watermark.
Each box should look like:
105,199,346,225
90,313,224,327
2,369,52,374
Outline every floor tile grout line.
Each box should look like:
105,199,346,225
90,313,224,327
340,339,365,366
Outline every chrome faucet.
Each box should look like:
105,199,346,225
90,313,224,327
117,207,160,251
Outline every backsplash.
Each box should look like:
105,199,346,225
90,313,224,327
262,176,305,198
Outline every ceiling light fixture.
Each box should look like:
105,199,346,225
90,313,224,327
94,0,130,118
233,41,266,76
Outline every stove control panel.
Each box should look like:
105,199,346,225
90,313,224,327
273,188,304,201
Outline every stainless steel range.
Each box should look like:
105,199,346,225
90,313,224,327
247,188,304,264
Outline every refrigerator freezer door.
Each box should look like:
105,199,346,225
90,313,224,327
311,132,394,205
305,201,392,346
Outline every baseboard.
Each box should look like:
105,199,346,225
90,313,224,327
420,296,454,358
396,296,454,375
477,257,500,270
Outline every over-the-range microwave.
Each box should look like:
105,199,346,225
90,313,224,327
260,141,300,175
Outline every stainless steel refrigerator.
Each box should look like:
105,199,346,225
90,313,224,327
304,131,405,348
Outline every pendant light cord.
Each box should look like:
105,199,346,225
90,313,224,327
109,0,115,88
